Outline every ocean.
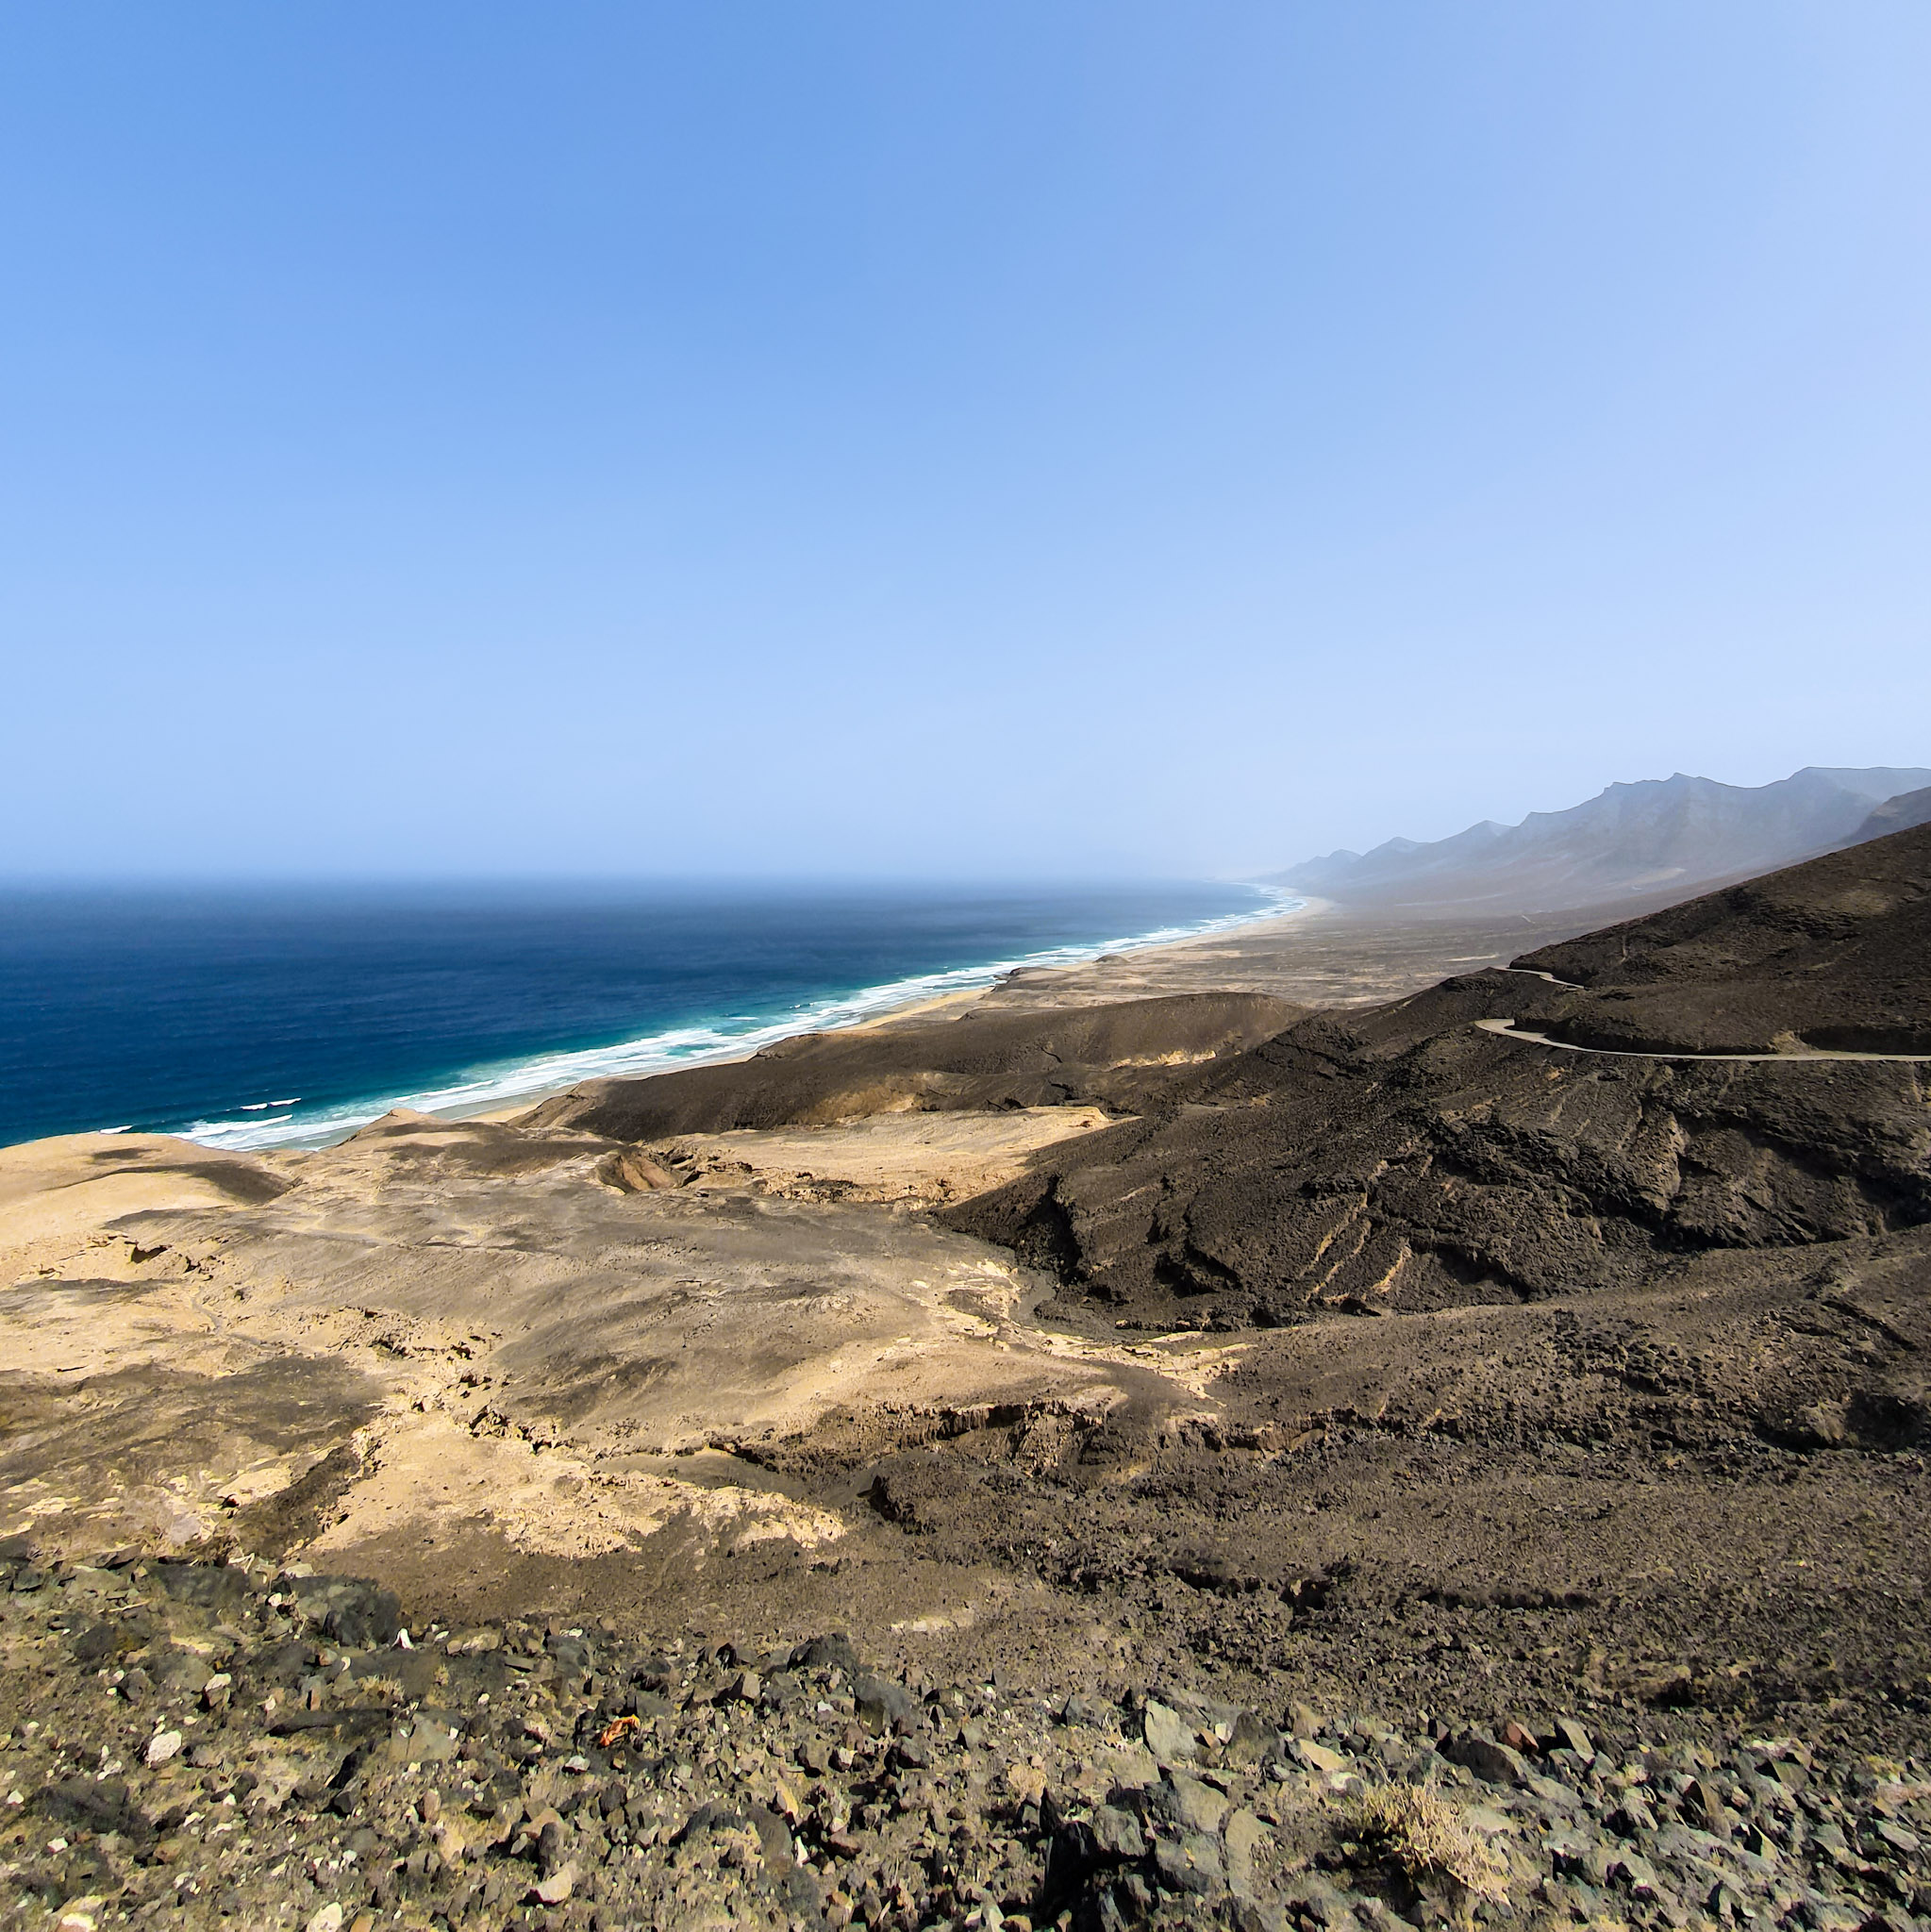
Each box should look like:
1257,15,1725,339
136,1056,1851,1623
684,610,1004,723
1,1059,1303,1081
0,879,1289,1152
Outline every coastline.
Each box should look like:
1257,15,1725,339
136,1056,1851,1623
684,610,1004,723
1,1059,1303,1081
457,898,1327,1126
449,894,1317,1127
173,888,1306,1152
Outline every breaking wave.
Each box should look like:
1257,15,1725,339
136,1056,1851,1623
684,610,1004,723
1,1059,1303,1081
179,890,1301,1153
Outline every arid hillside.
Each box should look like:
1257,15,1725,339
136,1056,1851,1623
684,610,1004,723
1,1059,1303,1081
948,822,1931,1329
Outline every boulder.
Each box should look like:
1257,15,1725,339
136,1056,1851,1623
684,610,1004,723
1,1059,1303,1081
1224,1808,1269,1900
1443,1729,1528,1786
1150,1772,1228,1836
852,1670,917,1735
1141,1699,1198,1765
1154,1832,1224,1896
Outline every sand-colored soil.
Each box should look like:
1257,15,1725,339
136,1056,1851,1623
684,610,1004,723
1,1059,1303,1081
958,901,1594,1014
0,1111,1234,1593
634,1104,1116,1207
0,1132,285,1245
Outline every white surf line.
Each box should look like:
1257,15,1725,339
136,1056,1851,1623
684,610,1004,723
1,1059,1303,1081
178,889,1308,1153
1473,1018,1931,1064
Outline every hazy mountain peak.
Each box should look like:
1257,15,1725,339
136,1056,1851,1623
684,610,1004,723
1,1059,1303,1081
1265,763,1931,917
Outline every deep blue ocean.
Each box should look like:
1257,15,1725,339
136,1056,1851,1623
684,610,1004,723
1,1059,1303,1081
0,880,1286,1151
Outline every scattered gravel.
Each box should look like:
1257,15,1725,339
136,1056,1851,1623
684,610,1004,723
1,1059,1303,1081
3,1542,1928,1930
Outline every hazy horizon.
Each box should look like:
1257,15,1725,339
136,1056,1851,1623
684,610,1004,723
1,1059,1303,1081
0,760,1923,889
6,6,1930,881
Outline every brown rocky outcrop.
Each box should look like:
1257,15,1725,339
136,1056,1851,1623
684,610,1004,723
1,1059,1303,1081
523,992,1301,1140
943,824,1931,1328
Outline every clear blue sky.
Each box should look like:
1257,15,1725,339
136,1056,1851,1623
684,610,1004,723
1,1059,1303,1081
4,4,1927,879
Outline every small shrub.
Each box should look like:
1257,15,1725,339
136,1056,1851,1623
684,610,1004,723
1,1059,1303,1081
1341,1782,1507,1909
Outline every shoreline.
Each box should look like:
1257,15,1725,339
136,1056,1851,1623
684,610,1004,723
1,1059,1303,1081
167,889,1307,1153
454,899,1318,1125
457,901,1328,1126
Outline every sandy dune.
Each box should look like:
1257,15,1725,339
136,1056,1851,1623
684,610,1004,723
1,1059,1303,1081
0,1109,1229,1595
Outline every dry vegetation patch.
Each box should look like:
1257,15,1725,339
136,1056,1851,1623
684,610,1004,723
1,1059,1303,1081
1341,1781,1508,1913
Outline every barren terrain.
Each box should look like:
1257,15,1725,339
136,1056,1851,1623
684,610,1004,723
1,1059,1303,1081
2,843,1928,1930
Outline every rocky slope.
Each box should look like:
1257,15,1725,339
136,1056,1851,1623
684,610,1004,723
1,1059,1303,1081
948,823,1931,1328
3,1542,1924,1932
1516,817,1931,1056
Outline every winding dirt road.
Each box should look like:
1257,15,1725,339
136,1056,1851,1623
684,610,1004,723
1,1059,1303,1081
1473,1016,1931,1063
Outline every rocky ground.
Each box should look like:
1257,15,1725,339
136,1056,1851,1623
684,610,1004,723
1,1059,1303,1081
4,1538,1929,1932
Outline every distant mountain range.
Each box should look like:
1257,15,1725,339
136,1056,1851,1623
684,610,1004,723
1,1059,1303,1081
1262,765,1931,916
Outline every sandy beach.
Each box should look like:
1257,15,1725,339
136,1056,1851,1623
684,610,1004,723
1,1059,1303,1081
453,892,1610,1131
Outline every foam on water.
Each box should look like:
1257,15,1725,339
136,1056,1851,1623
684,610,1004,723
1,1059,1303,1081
179,890,1301,1152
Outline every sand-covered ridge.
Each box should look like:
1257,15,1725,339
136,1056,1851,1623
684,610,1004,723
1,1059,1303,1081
0,1106,1239,1607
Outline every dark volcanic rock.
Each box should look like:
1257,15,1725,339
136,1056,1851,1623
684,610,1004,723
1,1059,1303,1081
0,1535,1924,1931
945,981,1929,1323
1518,817,1931,1055
521,992,1302,1141
945,828,1931,1328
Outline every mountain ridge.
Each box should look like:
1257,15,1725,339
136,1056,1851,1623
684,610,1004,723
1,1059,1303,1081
1264,762,1931,917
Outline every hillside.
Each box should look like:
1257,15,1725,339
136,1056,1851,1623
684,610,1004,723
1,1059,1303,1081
952,820,1931,1326
1851,781,1931,843
1517,815,1931,1054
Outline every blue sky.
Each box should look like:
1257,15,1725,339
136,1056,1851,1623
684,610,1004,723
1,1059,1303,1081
3,4,1927,878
